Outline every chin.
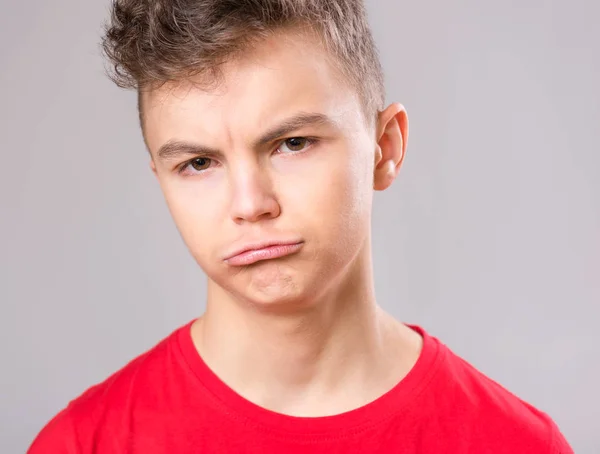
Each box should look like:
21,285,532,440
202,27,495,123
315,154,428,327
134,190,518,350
233,260,323,310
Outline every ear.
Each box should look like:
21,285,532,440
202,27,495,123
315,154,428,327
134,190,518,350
150,158,158,180
373,103,409,191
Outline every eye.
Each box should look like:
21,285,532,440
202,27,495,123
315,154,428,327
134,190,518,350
179,157,212,174
277,137,314,154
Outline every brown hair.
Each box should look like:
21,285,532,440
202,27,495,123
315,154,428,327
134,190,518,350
101,0,385,124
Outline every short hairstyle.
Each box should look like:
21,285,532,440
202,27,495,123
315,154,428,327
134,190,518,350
101,0,385,125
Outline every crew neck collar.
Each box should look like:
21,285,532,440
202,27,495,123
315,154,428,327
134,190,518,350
175,317,443,440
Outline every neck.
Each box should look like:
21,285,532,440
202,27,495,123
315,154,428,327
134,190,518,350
191,246,422,417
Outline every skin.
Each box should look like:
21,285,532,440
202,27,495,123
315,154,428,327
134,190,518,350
143,28,421,417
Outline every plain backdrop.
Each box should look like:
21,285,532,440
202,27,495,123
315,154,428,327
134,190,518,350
1,0,598,452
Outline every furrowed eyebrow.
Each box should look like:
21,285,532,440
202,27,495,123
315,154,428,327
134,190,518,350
155,112,336,162
156,140,220,162
251,112,336,149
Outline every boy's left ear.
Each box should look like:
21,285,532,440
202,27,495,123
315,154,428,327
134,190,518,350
373,103,409,191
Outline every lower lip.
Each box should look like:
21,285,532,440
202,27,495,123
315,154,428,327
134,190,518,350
225,242,303,266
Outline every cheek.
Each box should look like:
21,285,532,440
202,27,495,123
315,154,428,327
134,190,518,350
161,182,223,261
278,142,373,237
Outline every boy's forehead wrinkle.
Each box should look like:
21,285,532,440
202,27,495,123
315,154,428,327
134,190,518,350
146,94,360,159
146,54,346,122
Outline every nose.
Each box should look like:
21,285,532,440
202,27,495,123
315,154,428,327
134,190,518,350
229,163,281,224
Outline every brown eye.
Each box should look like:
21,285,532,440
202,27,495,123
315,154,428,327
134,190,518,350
279,137,310,153
189,157,211,172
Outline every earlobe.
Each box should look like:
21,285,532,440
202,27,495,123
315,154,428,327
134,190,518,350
373,103,409,191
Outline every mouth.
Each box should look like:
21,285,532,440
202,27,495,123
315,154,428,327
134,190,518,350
224,241,304,266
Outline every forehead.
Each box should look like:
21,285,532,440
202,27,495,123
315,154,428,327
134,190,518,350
141,29,363,152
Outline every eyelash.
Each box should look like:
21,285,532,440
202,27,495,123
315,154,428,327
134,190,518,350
176,137,318,175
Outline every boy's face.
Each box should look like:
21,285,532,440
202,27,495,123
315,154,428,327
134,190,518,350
143,30,395,307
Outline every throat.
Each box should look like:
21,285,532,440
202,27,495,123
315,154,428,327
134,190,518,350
190,303,423,417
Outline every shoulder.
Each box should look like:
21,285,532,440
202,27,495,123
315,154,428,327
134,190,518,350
417,329,573,453
27,323,188,453
27,406,78,454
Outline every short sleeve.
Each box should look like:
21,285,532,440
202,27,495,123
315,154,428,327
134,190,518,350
550,420,574,454
27,407,79,454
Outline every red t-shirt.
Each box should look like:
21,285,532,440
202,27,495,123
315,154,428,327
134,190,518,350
28,319,573,453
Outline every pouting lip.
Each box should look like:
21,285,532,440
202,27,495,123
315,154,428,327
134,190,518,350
223,239,304,261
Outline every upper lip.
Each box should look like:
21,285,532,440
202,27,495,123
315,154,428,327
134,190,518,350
223,238,303,261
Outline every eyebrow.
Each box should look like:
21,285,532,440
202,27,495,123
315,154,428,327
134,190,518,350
155,112,336,162
156,140,221,162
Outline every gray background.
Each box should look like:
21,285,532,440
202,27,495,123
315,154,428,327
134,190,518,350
1,0,598,452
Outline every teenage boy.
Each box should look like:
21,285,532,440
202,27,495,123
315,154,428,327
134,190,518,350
29,1,572,452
